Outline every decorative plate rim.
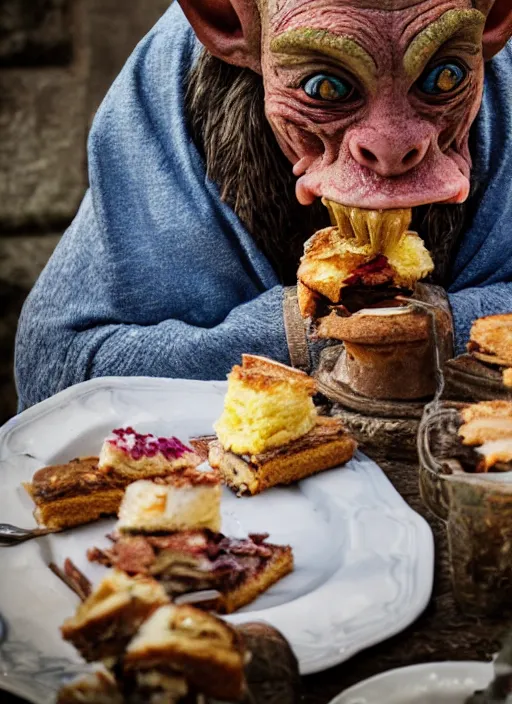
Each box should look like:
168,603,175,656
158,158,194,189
328,660,494,703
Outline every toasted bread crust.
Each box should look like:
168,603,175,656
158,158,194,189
469,314,512,367
235,354,316,394
210,417,356,496
298,227,368,303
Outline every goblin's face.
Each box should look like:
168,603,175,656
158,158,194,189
261,0,486,209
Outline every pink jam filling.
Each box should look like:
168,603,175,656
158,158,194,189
108,427,190,461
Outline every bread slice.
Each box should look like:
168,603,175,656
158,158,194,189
124,603,246,701
468,314,512,367
61,569,169,662
24,457,125,530
209,416,356,496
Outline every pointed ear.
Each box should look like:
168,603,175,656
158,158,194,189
482,1,512,60
178,1,261,72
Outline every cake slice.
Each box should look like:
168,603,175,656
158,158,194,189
124,603,246,701
24,457,125,530
61,569,169,662
89,530,293,615
210,415,356,496
214,354,317,456
116,467,221,534
211,355,356,495
99,428,201,480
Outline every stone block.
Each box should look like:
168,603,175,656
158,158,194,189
0,234,61,422
0,67,88,228
0,0,72,67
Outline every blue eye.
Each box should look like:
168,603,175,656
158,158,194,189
419,62,467,95
302,74,355,101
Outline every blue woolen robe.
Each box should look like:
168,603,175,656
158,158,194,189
14,4,512,410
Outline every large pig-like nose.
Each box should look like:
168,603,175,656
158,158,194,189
348,128,430,177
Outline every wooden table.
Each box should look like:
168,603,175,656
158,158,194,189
302,458,511,703
3,459,511,704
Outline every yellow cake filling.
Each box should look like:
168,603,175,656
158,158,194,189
307,201,434,293
214,369,317,456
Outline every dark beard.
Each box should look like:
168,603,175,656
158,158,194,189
186,49,470,287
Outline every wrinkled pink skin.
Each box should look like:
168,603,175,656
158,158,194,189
262,0,484,209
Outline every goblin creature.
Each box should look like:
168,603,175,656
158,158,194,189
14,1,512,408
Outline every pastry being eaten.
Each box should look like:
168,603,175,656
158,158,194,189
124,603,246,702
24,457,125,530
99,428,201,480
89,530,293,615
61,569,169,662
116,468,221,534
297,201,434,322
458,401,512,472
468,314,512,368
210,354,356,495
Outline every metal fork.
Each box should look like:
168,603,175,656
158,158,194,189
0,524,60,547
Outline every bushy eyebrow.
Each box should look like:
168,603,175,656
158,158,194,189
404,9,486,78
270,28,378,89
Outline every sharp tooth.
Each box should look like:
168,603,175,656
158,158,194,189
348,207,369,245
366,210,383,254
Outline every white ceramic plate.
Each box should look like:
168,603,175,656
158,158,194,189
0,377,434,703
329,661,494,704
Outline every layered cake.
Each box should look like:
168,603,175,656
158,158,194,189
209,354,356,495
99,428,201,480
24,457,125,530
61,569,169,662
116,468,221,534
124,603,246,702
89,530,293,614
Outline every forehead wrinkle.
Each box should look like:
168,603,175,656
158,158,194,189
403,9,485,77
270,28,378,84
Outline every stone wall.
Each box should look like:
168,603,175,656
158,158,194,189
0,0,171,422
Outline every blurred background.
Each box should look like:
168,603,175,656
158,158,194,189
0,0,171,423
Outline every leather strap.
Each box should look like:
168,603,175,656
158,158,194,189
283,286,311,372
